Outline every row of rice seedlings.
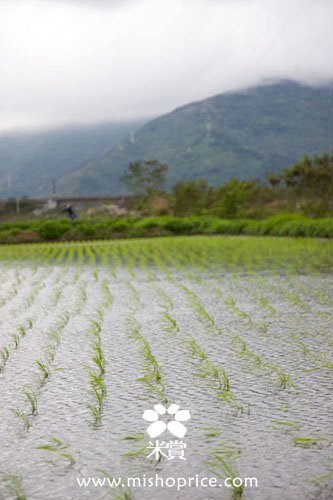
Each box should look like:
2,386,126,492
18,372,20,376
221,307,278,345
179,284,217,330
37,436,76,465
152,284,180,335
234,337,262,368
0,471,26,500
233,336,294,389
128,318,168,403
125,281,141,304
0,271,21,309
11,312,70,430
92,244,109,268
0,320,33,372
85,318,107,425
86,245,98,267
187,338,245,414
101,280,113,308
51,245,69,265
224,296,252,323
148,243,173,280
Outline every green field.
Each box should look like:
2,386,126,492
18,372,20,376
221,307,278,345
0,236,332,499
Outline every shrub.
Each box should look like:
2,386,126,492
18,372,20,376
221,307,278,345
37,221,70,240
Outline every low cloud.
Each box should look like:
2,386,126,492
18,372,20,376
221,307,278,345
0,0,332,131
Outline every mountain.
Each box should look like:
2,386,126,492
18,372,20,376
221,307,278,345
0,121,145,198
61,81,333,196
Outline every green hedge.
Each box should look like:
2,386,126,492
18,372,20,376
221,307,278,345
0,214,332,243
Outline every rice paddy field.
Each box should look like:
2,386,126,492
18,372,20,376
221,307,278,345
0,235,332,500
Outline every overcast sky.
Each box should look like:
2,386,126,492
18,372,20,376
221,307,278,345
0,0,332,132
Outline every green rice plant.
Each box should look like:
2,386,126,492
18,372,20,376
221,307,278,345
102,280,113,306
272,420,302,431
97,470,133,499
37,436,75,465
0,347,10,371
87,403,103,424
187,339,244,414
92,345,106,375
90,319,102,337
23,390,38,416
254,293,277,315
129,320,168,403
121,432,145,442
187,338,207,361
12,334,20,349
79,283,87,304
18,326,26,337
266,363,295,389
206,443,243,498
0,471,26,500
292,437,326,448
290,334,310,356
180,285,216,327
126,281,141,304
10,408,31,431
225,297,252,323
35,360,50,385
163,312,179,334
234,337,262,368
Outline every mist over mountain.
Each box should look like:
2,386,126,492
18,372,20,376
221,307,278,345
0,81,332,198
60,81,333,196
0,121,145,198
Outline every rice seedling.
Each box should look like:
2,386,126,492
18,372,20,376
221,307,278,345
206,443,243,498
224,297,252,323
272,420,302,431
266,363,295,389
18,326,26,337
37,436,76,465
23,390,38,416
126,281,141,304
187,339,244,414
10,408,31,431
254,293,277,315
162,311,179,334
292,437,326,448
129,320,168,403
180,285,216,327
12,334,20,349
234,337,262,368
102,280,113,307
0,471,26,500
35,360,51,385
97,470,133,499
85,318,107,424
0,347,10,371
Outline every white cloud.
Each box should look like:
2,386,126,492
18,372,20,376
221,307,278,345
0,0,332,131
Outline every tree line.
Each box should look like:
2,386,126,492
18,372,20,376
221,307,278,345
121,154,333,218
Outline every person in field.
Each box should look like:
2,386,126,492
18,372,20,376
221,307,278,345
62,205,77,221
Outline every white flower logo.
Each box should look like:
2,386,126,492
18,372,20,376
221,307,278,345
143,404,191,439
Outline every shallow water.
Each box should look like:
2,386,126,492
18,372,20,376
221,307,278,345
0,249,332,500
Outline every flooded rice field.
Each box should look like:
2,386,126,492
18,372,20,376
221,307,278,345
0,236,332,500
